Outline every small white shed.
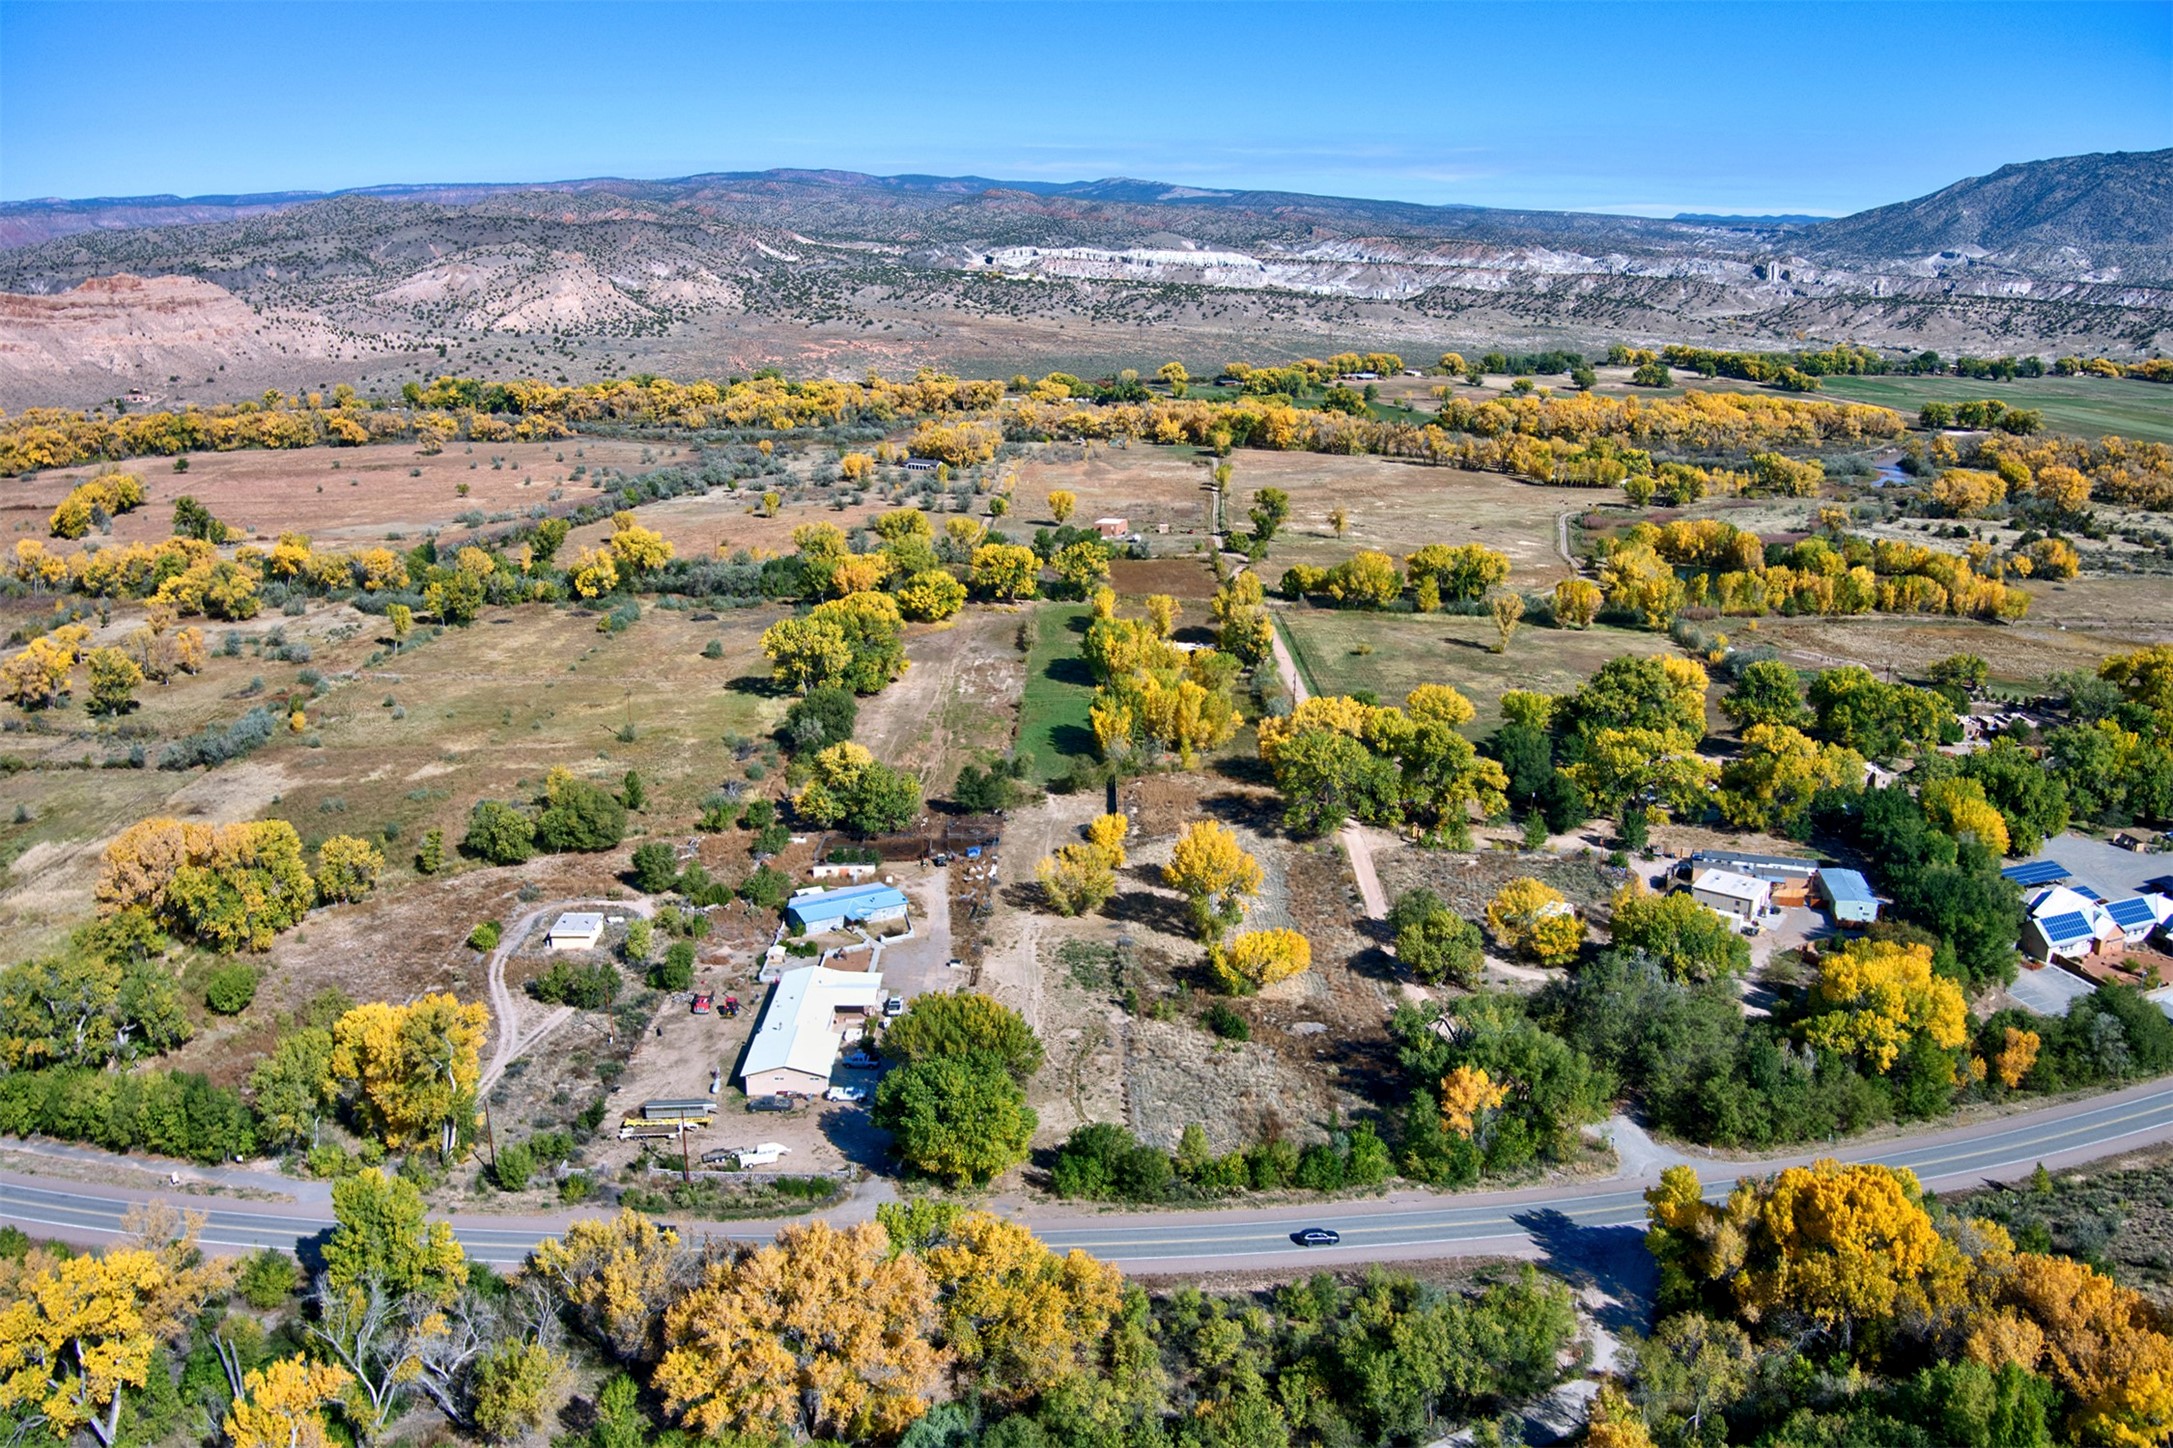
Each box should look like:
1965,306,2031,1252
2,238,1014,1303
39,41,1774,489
546,912,605,950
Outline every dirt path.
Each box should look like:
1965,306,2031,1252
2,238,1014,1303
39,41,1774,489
1556,509,1578,570
479,896,655,1095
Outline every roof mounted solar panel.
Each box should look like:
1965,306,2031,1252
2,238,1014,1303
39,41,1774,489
2037,910,2094,944
2001,860,2070,886
2106,898,2157,928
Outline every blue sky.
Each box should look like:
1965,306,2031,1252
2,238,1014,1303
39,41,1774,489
3,1,2168,216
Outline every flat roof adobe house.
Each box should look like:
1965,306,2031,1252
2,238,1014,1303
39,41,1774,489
1690,868,1772,921
740,965,886,1098
546,912,604,950
784,882,910,933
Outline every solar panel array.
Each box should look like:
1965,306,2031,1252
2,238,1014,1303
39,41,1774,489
2001,860,2071,886
2037,910,2094,943
2106,898,2158,929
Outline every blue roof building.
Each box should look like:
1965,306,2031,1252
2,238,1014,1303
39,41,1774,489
1815,868,1879,925
785,882,910,933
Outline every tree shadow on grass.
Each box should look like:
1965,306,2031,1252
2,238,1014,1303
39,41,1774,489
1042,654,1096,688
726,673,791,699
1209,753,1276,789
1048,724,1100,760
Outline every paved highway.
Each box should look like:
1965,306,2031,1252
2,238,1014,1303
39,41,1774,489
6,1078,2172,1271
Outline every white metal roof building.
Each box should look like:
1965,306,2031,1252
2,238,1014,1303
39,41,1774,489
1690,868,1772,920
739,965,887,1098
546,912,605,950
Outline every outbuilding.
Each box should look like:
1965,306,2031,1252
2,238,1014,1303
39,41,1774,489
1690,868,1772,922
545,912,604,950
1816,868,1880,925
739,965,887,1098
784,882,910,933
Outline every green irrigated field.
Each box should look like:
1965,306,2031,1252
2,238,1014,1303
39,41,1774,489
1277,607,1675,733
1016,602,1098,781
1810,374,2173,445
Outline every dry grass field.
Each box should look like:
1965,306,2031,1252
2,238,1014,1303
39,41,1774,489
1280,609,1675,732
3,438,665,549
0,596,793,959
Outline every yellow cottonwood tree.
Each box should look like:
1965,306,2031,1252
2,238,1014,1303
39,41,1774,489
1440,1065,1509,1136
895,569,966,622
1084,813,1129,868
1046,490,1077,524
1553,578,1602,628
1163,821,1263,942
568,546,619,599
971,544,1040,601
327,995,489,1150
314,835,384,904
1804,938,1967,1075
1035,844,1116,917
654,1220,943,1443
923,1213,1123,1404
1486,878,1581,966
1922,776,2011,856
528,1210,684,1363
1211,928,1311,993
0,1208,230,1446
223,1359,353,1448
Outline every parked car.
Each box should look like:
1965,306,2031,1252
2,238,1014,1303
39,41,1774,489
824,1084,867,1103
883,996,905,1018
839,1051,881,1070
1291,1228,1342,1247
747,1095,796,1113
691,992,713,1014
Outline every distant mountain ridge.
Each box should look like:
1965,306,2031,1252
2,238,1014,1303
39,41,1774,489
0,151,2165,409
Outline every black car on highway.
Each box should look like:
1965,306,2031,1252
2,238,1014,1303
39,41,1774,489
1292,1227,1342,1247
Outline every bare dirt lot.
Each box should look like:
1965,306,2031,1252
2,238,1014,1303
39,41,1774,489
988,769,1404,1162
852,607,1026,793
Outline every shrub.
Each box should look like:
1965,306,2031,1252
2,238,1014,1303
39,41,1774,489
0,1066,255,1163
1051,1122,1176,1203
203,964,258,1015
235,1249,299,1309
629,841,681,893
528,960,619,1010
158,707,276,771
535,778,626,852
467,920,503,952
738,864,792,911
1203,1002,1250,1040
463,800,535,864
781,685,858,753
649,940,696,991
492,1141,534,1192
